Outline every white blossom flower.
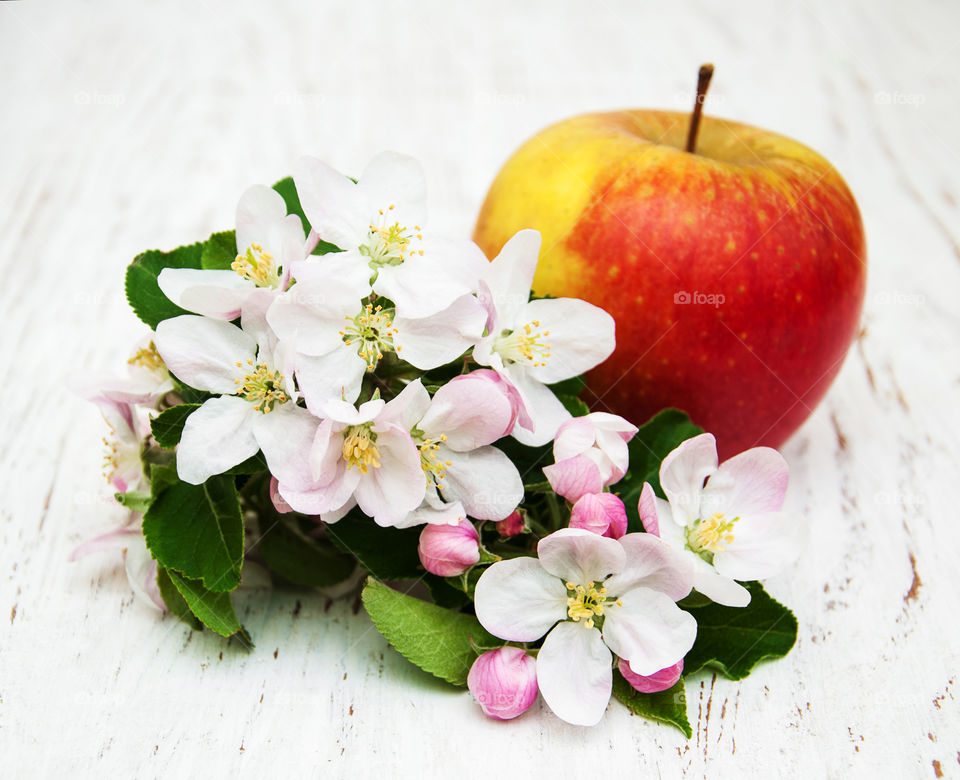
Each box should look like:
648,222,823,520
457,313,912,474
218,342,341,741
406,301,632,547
158,185,306,319
638,433,803,607
474,528,696,726
472,230,616,447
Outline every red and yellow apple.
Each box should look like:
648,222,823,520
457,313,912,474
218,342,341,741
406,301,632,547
474,110,866,457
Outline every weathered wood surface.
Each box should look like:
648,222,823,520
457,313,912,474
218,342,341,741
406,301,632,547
2,0,958,776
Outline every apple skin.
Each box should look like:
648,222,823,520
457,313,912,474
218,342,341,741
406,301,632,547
474,110,866,457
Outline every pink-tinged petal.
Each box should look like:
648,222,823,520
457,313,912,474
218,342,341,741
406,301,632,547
70,527,139,561
604,533,693,601
251,404,319,488
269,477,293,514
417,519,480,576
593,429,630,483
712,511,802,581
591,412,639,442
177,396,258,484
320,497,356,524
691,557,751,607
123,537,165,612
553,417,598,462
601,587,697,676
474,557,568,641
700,446,790,519
155,316,255,394
294,155,368,250
569,493,628,539
503,366,571,447
157,269,252,320
659,433,718,528
353,426,425,527
619,658,683,694
537,528,625,585
543,455,604,503
482,229,541,328
468,647,539,721
437,445,523,521
296,348,367,412
394,294,486,370
309,419,348,485
537,622,612,727
523,298,616,385
377,378,431,432
356,151,427,231
638,483,660,537
402,495,467,528
421,372,516,450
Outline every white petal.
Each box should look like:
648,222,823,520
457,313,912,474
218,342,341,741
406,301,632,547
251,404,318,489
712,511,801,581
294,155,368,250
376,377,431,432
700,447,790,519
691,558,751,607
420,374,515,450
437,446,523,521
356,151,427,231
604,533,693,601
504,366,571,447
176,396,258,484
353,426,425,527
522,298,616,385
659,433,718,528
602,587,697,676
123,537,164,612
473,557,567,641
155,315,255,394
267,279,363,357
296,348,367,411
537,528,625,586
536,622,612,727
235,184,293,255
158,268,253,320
552,417,598,461
481,229,541,328
393,294,486,370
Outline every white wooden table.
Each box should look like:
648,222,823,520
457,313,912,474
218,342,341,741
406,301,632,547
2,0,958,776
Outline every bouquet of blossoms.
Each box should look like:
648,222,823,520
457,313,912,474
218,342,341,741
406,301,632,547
78,152,804,732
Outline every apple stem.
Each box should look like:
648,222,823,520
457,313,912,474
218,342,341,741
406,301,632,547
685,63,715,154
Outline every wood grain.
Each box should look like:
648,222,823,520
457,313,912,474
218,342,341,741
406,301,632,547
2,0,958,776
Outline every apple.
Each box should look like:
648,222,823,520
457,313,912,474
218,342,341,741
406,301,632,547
473,85,866,457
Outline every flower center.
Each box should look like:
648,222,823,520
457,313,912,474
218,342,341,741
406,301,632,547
341,303,399,371
127,341,165,373
342,424,380,474
565,581,614,630
232,243,281,288
234,359,288,413
360,205,423,268
493,321,552,367
416,433,452,488
687,512,739,557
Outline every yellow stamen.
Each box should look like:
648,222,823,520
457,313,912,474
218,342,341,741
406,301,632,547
688,512,739,554
492,320,552,368
237,361,288,413
342,425,381,474
231,243,281,288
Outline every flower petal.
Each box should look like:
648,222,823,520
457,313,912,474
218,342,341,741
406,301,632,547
604,532,693,601
700,447,790,519
420,372,516,450
353,426,425,527
267,279,363,357
712,511,802,581
480,229,541,328
522,298,616,385
437,445,523,521
295,348,367,412
691,557,751,607
356,151,427,231
619,658,683,694
157,268,253,320
251,404,319,489
393,294,486,370
176,396,258,484
376,377,431,432
537,528,625,586
155,315,255,394
543,455,604,503
602,587,697,676
569,493,628,539
235,185,294,256
294,155,369,250
659,433,718,528
474,557,567,642
536,622,612,726
504,366,571,447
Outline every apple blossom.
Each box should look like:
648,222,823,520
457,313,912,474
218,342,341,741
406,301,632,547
468,647,539,720
472,230,616,447
543,412,638,502
618,658,683,694
154,304,317,485
71,528,164,612
417,519,480,577
496,510,526,538
158,185,306,319
474,528,695,726
638,433,802,607
569,492,628,539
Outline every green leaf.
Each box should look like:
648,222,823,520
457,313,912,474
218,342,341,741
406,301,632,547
150,404,201,449
142,475,244,592
257,514,356,587
682,582,798,680
326,509,422,579
423,573,472,609
548,375,585,397
556,393,590,417
361,578,498,686
272,176,342,254
201,230,237,270
166,569,250,643
148,458,179,498
114,490,152,513
225,451,267,474
125,242,203,328
156,566,202,630
612,671,692,737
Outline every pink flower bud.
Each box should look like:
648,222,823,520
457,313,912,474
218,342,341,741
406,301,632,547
496,510,526,538
569,492,628,539
468,647,538,720
418,519,480,576
618,658,683,693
